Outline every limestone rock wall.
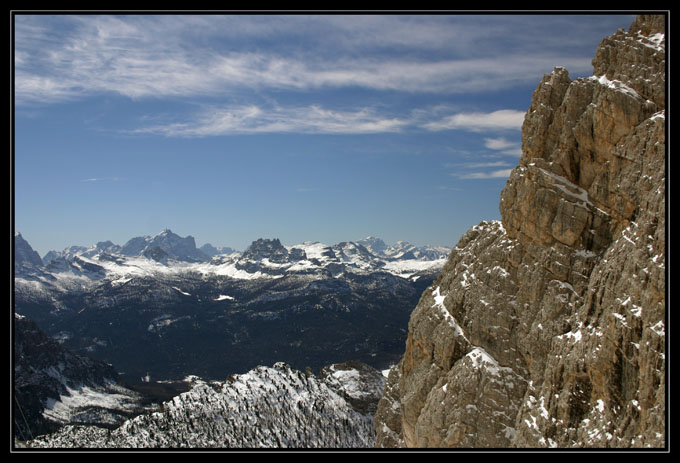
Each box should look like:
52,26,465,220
374,14,666,449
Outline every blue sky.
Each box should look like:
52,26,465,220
13,13,636,256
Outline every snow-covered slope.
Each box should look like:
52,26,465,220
27,362,383,449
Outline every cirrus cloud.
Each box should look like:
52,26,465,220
422,109,525,132
130,103,532,137
457,169,514,180
483,137,523,156
132,104,410,136
14,15,598,106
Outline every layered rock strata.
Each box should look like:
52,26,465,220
374,14,666,449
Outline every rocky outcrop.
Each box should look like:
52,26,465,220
374,15,665,449
27,362,382,448
240,238,297,263
320,360,386,416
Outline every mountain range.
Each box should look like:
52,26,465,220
34,229,448,268
14,229,449,383
14,229,446,446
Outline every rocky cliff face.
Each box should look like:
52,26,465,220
374,15,666,449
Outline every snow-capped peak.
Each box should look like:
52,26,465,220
16,231,451,284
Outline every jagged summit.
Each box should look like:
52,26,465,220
357,236,388,256
14,232,44,269
241,238,295,263
154,228,173,236
119,229,208,263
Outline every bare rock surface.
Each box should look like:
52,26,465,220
374,14,666,449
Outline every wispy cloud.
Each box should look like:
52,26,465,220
483,137,515,150
422,109,525,132
14,14,615,142
80,176,121,183
446,137,522,180
14,15,598,105
456,169,513,180
130,102,533,137
14,15,225,104
15,49,588,104
133,104,409,136
483,137,522,156
449,161,514,181
462,161,513,169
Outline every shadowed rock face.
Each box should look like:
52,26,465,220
374,14,665,449
14,232,44,269
120,229,209,263
241,238,293,263
13,314,148,441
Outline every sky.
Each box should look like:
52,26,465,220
12,12,637,257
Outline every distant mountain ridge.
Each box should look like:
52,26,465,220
41,229,210,265
18,229,450,284
198,243,237,257
357,236,450,261
35,229,449,267
14,229,449,384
